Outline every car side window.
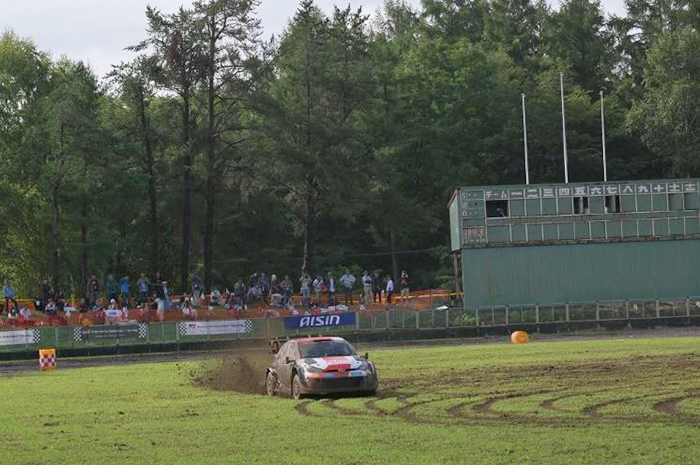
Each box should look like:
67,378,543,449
288,343,299,361
276,343,288,363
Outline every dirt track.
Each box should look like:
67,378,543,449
4,325,700,376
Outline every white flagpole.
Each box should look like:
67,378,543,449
600,91,607,182
521,93,530,185
560,72,569,183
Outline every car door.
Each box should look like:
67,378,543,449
276,342,294,391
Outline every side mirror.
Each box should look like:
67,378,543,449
364,352,369,361
285,356,292,364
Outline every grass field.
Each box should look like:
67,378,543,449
2,335,700,464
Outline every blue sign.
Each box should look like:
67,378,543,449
283,312,356,330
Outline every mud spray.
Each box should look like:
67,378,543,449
191,349,273,394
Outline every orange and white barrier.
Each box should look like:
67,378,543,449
39,348,57,371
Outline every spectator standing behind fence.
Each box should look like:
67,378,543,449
192,272,202,305
372,272,382,304
258,273,270,304
386,274,394,306
400,270,410,306
3,281,19,315
362,271,373,305
153,272,165,302
280,275,293,305
340,269,356,306
300,273,312,307
327,273,336,305
39,279,52,313
313,275,324,305
136,273,150,304
120,276,131,302
105,274,119,301
86,275,99,307
234,277,247,310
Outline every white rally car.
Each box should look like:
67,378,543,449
266,336,378,399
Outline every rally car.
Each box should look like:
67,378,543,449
266,336,378,399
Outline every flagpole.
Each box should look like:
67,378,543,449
521,93,530,185
560,72,569,183
600,91,607,182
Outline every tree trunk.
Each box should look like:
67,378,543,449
51,123,66,293
302,181,317,276
203,31,216,295
80,195,88,291
390,226,398,281
138,84,159,277
180,92,192,293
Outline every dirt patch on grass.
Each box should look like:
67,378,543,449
193,350,272,394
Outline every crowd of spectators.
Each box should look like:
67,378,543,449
0,268,412,323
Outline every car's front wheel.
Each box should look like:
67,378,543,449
266,372,277,396
291,374,304,400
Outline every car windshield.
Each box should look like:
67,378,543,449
299,340,356,358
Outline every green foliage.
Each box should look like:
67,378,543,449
0,0,696,296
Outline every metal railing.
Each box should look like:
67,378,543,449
2,296,700,355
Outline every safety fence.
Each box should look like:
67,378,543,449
2,296,700,356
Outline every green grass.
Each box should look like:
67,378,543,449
2,336,700,464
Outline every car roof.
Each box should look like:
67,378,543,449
292,336,345,344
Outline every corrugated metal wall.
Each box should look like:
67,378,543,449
462,239,700,307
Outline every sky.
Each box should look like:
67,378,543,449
1,0,627,78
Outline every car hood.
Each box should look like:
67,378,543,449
299,356,363,371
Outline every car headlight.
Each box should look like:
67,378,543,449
358,361,373,372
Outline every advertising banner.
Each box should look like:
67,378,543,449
178,320,252,337
0,329,41,346
283,312,356,330
74,324,148,342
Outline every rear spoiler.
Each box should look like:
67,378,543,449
268,334,331,354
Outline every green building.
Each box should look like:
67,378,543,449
448,179,700,308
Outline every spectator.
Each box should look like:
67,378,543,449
86,275,99,307
3,281,19,316
372,272,382,304
136,273,150,304
234,277,247,310
247,282,259,303
105,299,121,324
45,299,57,316
181,295,197,319
155,295,165,322
55,290,66,314
339,269,356,306
79,298,90,314
313,275,324,305
269,274,279,298
210,287,222,306
120,276,131,302
386,274,394,306
19,306,31,320
153,272,165,302
280,275,293,306
400,270,410,305
361,271,373,305
327,272,337,306
258,273,270,304
105,274,119,301
39,279,52,313
300,273,312,307
192,272,202,304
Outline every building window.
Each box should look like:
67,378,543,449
573,196,589,214
486,200,509,218
605,195,620,213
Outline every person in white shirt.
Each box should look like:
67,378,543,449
339,269,356,305
327,273,336,305
312,276,324,305
361,271,373,306
385,274,394,305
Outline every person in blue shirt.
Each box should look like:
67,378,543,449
3,281,19,315
120,276,131,302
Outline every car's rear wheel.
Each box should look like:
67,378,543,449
266,373,277,396
291,374,304,400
